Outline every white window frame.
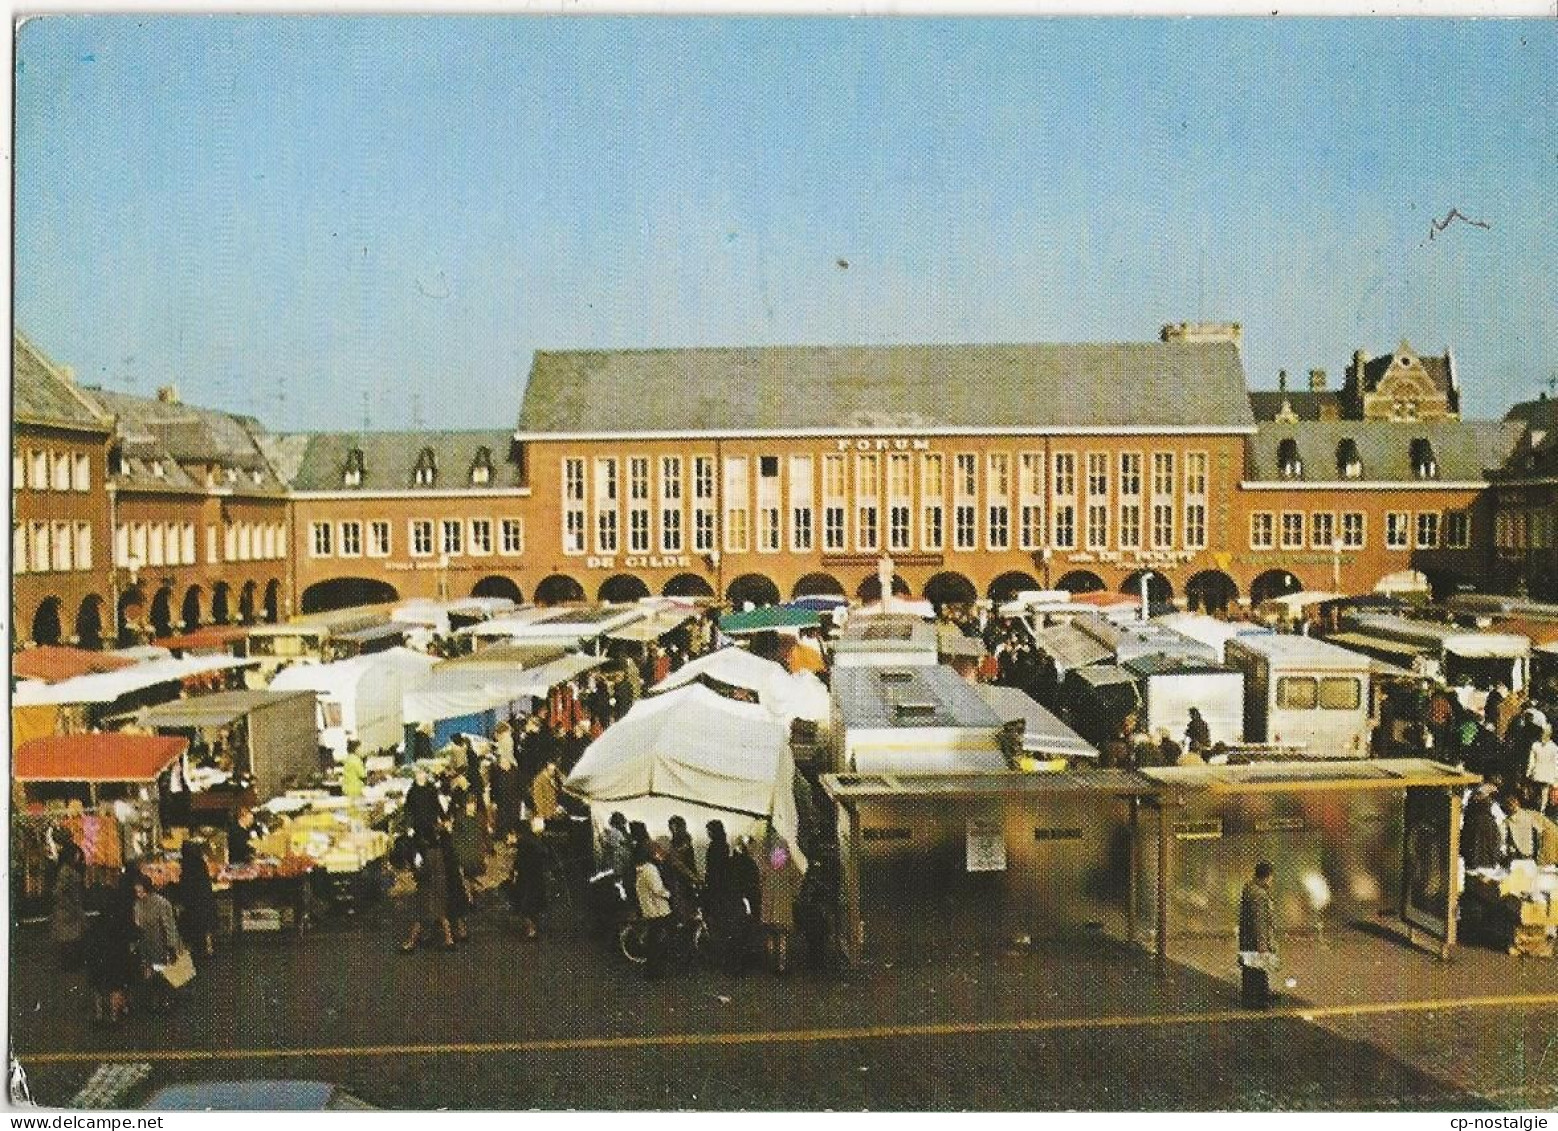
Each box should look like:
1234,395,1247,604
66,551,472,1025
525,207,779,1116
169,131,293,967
410,519,435,558
499,518,523,556
311,521,333,558
1279,511,1305,550
1385,511,1410,550
1415,511,1440,549
369,520,392,558
469,518,493,557
339,520,363,557
73,453,91,492
1342,511,1366,549
1250,512,1275,550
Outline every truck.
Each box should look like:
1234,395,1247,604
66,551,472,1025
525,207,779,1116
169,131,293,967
1223,635,1372,759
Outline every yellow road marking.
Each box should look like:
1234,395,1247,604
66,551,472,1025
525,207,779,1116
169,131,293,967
19,992,1558,1065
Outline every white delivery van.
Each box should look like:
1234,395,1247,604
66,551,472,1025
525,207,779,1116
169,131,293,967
1224,635,1372,758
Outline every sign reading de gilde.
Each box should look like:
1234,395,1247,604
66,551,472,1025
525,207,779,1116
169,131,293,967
586,555,692,570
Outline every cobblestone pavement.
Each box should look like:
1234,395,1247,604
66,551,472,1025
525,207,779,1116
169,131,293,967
8,863,1556,1111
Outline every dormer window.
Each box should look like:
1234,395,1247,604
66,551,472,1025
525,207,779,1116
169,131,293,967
1410,438,1439,480
151,459,166,480
225,467,238,484
1277,438,1303,480
343,447,365,488
1337,438,1362,480
470,446,493,486
413,447,438,487
251,469,263,486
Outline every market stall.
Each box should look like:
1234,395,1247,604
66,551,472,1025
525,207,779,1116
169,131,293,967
13,654,259,733
139,689,319,805
12,734,189,906
270,649,433,760
565,682,806,867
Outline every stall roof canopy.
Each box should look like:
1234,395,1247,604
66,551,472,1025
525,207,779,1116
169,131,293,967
719,606,821,635
974,685,1099,759
837,615,939,650
1123,653,1235,679
437,643,569,671
515,653,608,696
12,655,258,706
604,610,696,643
1323,632,1429,663
140,688,314,729
651,647,830,722
1230,633,1379,669
156,626,251,654
333,622,407,645
1141,757,1478,794
466,606,645,642
15,733,188,782
1345,613,1531,658
1034,622,1113,671
834,665,1002,730
12,646,135,683
822,768,1155,801
935,626,987,660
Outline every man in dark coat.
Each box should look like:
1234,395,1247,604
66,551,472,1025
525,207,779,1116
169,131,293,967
1238,861,1279,1009
1461,786,1505,869
403,767,444,848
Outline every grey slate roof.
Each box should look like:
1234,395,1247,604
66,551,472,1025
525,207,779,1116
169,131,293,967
1248,390,1345,422
1246,419,1519,483
281,431,520,491
13,333,114,433
82,387,286,496
518,341,1254,435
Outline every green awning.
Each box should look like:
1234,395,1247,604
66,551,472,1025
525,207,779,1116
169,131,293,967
719,607,821,635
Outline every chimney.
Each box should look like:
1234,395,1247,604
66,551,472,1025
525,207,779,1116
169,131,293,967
1309,368,1327,391
156,384,180,405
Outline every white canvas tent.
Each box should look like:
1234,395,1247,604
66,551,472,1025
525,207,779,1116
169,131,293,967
651,647,829,723
268,649,433,759
13,655,257,706
564,683,806,868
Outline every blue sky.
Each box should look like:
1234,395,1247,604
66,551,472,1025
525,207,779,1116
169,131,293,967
14,17,1556,431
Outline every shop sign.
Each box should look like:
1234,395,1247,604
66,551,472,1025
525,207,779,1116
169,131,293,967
833,437,933,452
966,818,1007,872
584,555,692,570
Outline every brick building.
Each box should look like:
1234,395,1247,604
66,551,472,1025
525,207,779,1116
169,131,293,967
1487,394,1558,600
12,334,116,647
82,386,291,642
261,430,531,613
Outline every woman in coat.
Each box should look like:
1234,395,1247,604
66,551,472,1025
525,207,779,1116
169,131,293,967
451,789,490,882
757,831,804,975
400,827,456,952
86,870,138,1024
507,818,549,938
175,839,217,958
132,871,187,1012
50,837,88,970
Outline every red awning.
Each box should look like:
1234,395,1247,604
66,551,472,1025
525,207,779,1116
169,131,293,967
158,626,250,653
14,734,188,783
12,646,135,684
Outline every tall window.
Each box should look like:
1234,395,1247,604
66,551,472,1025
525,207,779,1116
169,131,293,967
694,510,715,553
1119,503,1142,550
759,506,781,552
470,518,493,556
1053,452,1076,498
53,522,73,571
411,519,434,557
987,453,1010,550
30,522,49,572
500,518,523,555
563,459,586,554
30,451,47,490
1152,452,1175,498
855,454,880,503
370,521,392,557
890,504,911,551
1415,512,1440,549
596,511,619,554
148,523,165,567
789,455,814,552
340,521,362,557
694,456,715,501
1019,452,1044,551
723,457,749,554
442,519,464,556
955,505,977,551
1053,505,1076,550
955,453,978,500
888,453,912,499
1184,503,1206,549
888,454,912,551
922,452,945,552
824,506,845,552
311,521,333,557
1184,452,1208,497
76,523,93,571
1086,452,1109,499
1153,503,1176,549
1120,452,1142,498
53,453,72,491
1385,512,1410,550
1086,503,1108,549
857,504,879,552
662,456,685,554
1310,512,1335,549
73,454,91,491
1280,512,1304,549
206,524,219,564
629,457,651,552
1342,512,1366,548
1446,511,1470,549
1250,512,1275,549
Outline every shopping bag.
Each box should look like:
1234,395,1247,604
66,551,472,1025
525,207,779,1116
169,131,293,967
158,950,197,989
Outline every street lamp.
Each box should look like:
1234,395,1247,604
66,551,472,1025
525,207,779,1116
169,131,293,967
1040,545,1053,589
1331,538,1344,591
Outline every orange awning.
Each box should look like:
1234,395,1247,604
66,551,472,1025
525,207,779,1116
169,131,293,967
12,646,134,684
14,734,188,783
